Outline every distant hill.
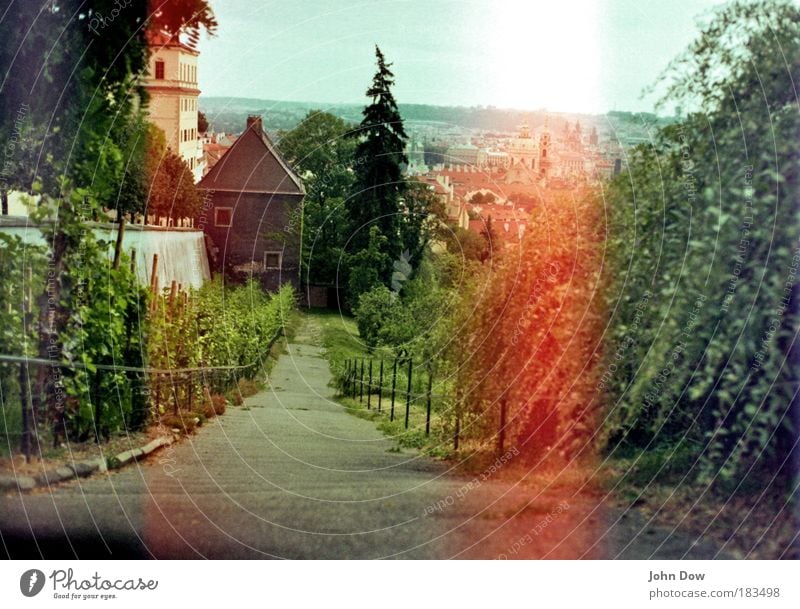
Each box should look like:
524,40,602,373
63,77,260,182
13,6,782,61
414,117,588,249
199,96,675,143
200,96,593,135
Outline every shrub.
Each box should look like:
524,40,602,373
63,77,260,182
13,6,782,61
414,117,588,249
237,378,260,398
354,285,397,348
211,394,227,415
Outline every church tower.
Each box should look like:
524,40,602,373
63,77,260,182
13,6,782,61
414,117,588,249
538,117,551,178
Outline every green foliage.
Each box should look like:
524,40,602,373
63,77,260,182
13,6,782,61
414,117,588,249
149,280,294,380
198,111,209,133
277,111,356,285
149,0,219,50
60,238,149,441
347,226,391,305
346,46,409,289
144,125,203,222
400,180,448,262
602,0,800,483
354,286,397,349
0,235,47,445
441,227,488,263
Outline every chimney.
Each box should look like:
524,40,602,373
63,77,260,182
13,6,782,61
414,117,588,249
246,115,263,132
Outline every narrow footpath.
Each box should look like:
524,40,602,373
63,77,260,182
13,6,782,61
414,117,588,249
0,319,723,559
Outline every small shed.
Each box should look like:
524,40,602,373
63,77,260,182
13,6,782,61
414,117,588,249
197,116,305,292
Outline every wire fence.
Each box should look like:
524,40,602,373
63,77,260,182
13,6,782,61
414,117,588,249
0,326,283,462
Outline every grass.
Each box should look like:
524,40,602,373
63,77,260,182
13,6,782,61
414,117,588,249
302,308,455,458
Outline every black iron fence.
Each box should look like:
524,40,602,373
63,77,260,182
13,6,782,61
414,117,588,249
337,357,454,438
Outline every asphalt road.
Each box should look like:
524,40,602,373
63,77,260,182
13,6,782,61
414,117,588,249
0,320,724,559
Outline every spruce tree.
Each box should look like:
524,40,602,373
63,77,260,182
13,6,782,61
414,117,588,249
348,46,408,269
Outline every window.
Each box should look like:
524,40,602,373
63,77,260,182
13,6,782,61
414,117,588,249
154,60,164,79
264,251,282,270
214,207,232,227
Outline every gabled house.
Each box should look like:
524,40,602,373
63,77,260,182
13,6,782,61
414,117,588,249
198,116,305,292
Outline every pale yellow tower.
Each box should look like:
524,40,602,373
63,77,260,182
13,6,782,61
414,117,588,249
143,33,205,181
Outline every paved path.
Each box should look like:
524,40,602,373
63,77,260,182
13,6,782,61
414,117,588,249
0,319,723,559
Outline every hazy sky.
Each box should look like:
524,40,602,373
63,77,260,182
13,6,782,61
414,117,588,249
198,0,725,114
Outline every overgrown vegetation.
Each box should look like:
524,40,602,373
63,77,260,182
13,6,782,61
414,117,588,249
329,2,800,501
0,1,298,457
0,251,294,451
601,0,799,486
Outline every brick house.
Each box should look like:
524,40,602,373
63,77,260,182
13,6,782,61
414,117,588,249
198,116,305,292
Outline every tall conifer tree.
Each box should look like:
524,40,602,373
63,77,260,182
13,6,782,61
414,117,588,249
348,46,408,268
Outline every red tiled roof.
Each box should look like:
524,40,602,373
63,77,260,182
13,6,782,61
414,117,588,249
146,30,199,55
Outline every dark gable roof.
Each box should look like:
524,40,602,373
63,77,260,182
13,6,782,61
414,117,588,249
199,122,305,196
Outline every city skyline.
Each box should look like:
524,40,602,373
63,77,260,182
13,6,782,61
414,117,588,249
197,0,724,115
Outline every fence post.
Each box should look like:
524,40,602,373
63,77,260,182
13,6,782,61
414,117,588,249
390,358,398,421
352,359,358,399
498,397,507,455
378,360,384,413
405,358,413,429
425,366,433,435
149,253,159,311
18,361,33,463
19,281,35,462
359,358,364,403
367,360,373,410
112,215,125,270
344,359,350,395
454,407,461,451
348,359,353,396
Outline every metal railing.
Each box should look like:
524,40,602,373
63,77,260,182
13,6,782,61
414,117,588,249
0,326,283,461
339,357,454,437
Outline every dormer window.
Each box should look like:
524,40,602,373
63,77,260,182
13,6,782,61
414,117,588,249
155,60,165,80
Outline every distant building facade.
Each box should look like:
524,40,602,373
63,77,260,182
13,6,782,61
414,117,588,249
198,116,305,292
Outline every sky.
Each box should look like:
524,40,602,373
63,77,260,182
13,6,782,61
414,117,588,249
197,0,726,115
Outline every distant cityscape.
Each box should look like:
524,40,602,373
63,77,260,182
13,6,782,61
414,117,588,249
196,96,677,245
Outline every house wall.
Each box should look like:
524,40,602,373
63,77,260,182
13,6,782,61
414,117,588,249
0,220,210,291
201,190,303,292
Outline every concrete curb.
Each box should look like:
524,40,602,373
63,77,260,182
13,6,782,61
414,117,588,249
0,436,174,493
107,436,174,469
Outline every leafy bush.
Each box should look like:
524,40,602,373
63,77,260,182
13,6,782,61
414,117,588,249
354,286,397,349
601,0,800,482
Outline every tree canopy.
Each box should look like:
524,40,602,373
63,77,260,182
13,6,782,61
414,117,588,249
347,46,408,269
